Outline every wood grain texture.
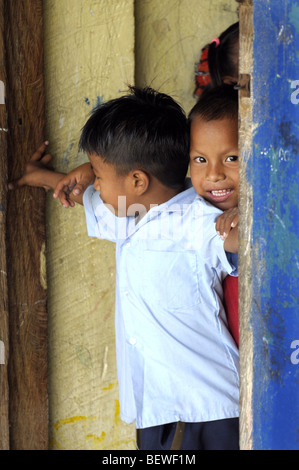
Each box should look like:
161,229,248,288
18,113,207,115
4,0,48,449
0,0,10,451
238,3,254,451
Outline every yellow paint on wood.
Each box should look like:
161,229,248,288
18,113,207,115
102,382,118,392
50,402,136,451
53,415,96,432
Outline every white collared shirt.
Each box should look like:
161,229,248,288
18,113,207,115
83,183,239,429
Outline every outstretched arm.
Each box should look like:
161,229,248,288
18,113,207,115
8,141,65,192
8,141,95,208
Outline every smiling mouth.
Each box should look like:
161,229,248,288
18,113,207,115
207,189,233,202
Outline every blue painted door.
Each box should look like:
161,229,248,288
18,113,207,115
251,0,299,450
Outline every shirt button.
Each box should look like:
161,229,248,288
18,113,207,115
129,337,137,345
123,290,129,296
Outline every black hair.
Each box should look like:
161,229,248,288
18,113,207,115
208,22,239,88
188,84,238,123
79,86,189,190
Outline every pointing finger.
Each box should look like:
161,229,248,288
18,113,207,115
41,152,52,165
30,141,49,162
8,175,26,190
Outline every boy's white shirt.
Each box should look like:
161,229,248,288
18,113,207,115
83,181,239,429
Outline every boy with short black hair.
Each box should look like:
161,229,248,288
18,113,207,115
188,85,239,346
10,86,239,450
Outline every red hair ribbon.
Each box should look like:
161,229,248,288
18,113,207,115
194,45,211,97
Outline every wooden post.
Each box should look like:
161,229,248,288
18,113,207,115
2,0,48,449
239,0,299,450
238,0,254,451
0,0,10,451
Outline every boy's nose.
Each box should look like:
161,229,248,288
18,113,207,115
206,164,226,182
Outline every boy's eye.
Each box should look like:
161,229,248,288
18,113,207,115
226,155,239,162
194,156,206,163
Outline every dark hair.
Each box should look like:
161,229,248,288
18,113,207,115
79,86,189,189
208,22,239,88
188,85,238,123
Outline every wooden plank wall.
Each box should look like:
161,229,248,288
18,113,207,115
0,0,48,450
0,0,10,451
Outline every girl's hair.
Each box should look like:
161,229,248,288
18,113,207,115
208,22,239,88
79,87,190,189
188,85,238,123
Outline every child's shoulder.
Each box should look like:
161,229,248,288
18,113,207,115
83,184,99,208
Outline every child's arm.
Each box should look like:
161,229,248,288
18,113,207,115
8,141,65,192
53,163,95,207
223,225,238,253
216,207,239,253
8,141,94,207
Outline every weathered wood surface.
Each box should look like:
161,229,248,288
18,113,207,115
3,0,48,450
238,1,254,451
0,0,10,451
238,0,299,450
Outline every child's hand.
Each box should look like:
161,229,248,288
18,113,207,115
53,163,95,208
8,141,56,191
216,207,239,240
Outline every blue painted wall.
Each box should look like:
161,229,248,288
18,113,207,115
251,0,299,450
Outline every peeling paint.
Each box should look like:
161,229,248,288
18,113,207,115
250,0,299,450
289,3,299,34
40,242,47,290
0,80,5,104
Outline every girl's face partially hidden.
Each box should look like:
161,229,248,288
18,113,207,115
189,117,239,211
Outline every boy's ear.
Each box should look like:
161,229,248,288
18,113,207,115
129,169,149,195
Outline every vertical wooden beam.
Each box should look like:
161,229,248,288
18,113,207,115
239,0,299,450
238,0,253,451
0,0,10,451
4,0,48,449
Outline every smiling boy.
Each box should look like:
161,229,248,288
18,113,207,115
188,84,239,345
189,85,239,211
